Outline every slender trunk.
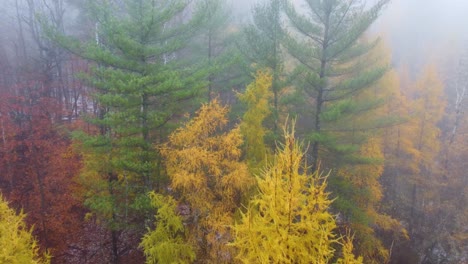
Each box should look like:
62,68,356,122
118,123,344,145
108,172,119,264
409,183,417,236
0,115,13,190
208,29,213,102
111,229,119,264
141,94,151,189
272,0,280,134
15,0,28,61
311,10,330,172
35,170,49,246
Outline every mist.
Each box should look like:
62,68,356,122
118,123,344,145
376,0,468,70
0,0,466,263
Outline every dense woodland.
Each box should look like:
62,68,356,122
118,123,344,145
0,0,466,263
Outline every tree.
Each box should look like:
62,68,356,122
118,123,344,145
282,0,389,171
0,79,89,262
380,65,449,262
238,70,273,172
408,65,446,235
195,0,239,102
241,0,285,134
0,194,50,264
161,99,251,262
48,0,210,261
140,191,195,264
336,137,407,263
231,123,362,263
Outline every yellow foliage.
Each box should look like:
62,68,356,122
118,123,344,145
0,194,50,264
232,123,361,263
336,235,363,264
161,99,252,262
238,70,273,172
140,192,195,264
411,64,446,168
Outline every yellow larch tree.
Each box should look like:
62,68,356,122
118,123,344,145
238,70,273,173
140,192,195,264
160,99,252,263
0,194,50,264
231,124,362,264
381,64,448,260
407,64,446,235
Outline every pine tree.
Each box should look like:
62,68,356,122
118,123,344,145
241,0,285,134
49,0,210,261
231,124,362,264
282,0,389,171
196,0,239,102
0,194,50,264
281,5,399,258
161,99,251,262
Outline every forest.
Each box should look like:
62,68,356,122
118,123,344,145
0,0,466,263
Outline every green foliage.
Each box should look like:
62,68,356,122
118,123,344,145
282,0,390,170
0,195,50,264
241,0,286,134
239,70,273,172
52,0,212,237
140,192,195,264
281,3,397,259
194,0,243,101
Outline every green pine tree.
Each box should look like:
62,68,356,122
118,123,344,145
282,0,389,171
282,1,393,261
48,0,210,262
241,0,285,135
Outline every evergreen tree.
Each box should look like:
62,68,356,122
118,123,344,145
49,0,210,261
241,0,285,134
195,0,240,102
281,2,396,260
282,0,389,171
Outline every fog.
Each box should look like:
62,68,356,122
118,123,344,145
376,0,468,69
0,0,466,263
231,0,468,71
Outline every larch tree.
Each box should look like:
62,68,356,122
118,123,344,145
437,48,468,261
0,194,50,264
140,192,195,264
161,99,251,263
381,64,448,262
238,70,273,172
231,124,362,264
408,64,446,235
48,0,210,262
